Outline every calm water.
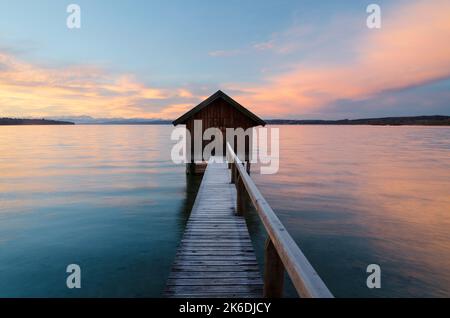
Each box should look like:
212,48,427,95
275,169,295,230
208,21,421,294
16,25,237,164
0,125,449,297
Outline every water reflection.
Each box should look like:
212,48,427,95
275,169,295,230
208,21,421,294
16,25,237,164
250,126,450,297
0,125,196,297
1,125,449,297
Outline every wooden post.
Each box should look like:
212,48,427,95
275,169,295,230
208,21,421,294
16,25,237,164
186,163,195,175
231,163,236,184
236,175,246,216
246,162,251,175
263,238,285,298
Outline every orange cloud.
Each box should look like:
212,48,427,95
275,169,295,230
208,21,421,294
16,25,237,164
0,52,198,118
229,0,450,117
158,103,192,118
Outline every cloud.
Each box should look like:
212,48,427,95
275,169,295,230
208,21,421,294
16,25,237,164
228,0,450,118
0,51,201,118
208,49,244,57
2,0,449,120
209,25,314,58
252,25,318,55
159,103,192,118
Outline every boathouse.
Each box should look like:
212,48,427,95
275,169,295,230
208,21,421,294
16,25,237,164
173,90,266,174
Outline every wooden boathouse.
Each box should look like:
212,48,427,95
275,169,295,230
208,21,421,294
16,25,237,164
165,91,332,298
172,90,266,174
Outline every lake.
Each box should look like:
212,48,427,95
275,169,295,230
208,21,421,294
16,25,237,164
0,125,449,297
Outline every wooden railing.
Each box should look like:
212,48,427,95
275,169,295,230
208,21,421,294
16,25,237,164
226,143,333,298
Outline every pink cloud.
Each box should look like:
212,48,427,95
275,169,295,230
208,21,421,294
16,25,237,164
229,0,450,117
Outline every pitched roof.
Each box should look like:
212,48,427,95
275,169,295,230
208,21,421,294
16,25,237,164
172,90,266,126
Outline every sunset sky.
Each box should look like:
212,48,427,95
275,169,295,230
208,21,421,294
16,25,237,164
0,0,449,120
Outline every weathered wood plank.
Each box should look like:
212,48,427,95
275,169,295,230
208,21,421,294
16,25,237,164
167,278,263,286
181,238,255,245
183,230,250,234
170,265,261,272
175,253,257,259
165,285,263,294
173,260,259,266
184,228,249,231
179,243,254,248
177,250,256,255
168,271,262,279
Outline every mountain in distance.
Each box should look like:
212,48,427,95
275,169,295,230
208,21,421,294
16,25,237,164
50,116,171,125
52,115,450,126
3,115,449,126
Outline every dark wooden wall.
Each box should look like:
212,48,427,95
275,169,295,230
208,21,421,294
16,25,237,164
185,97,256,162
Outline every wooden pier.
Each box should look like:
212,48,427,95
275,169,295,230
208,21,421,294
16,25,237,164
165,143,333,298
165,158,263,298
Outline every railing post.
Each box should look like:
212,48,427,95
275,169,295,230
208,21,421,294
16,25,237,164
236,175,246,216
231,163,236,184
263,238,285,298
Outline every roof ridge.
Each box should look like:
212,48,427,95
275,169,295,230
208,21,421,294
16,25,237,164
173,90,266,126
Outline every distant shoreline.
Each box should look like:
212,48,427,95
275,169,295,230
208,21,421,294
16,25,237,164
1,115,449,126
0,118,74,125
71,115,450,126
77,115,450,126
266,116,450,126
